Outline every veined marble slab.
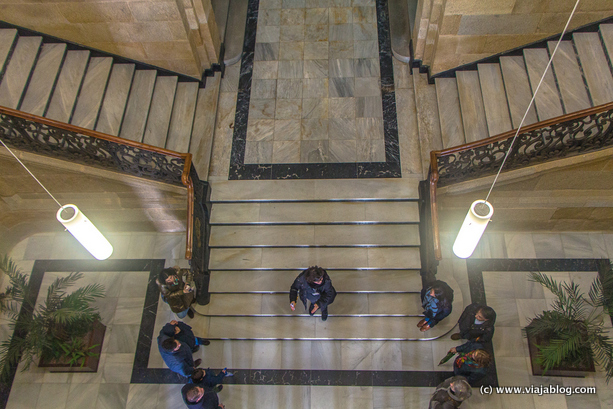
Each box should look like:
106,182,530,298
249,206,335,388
413,70,443,176
71,57,113,129
435,77,465,148
119,70,157,142
189,73,221,180
499,56,538,128
96,64,135,136
166,82,199,152
0,29,17,75
142,76,178,147
0,36,41,109
601,24,613,66
548,41,591,113
46,50,90,123
20,43,66,116
524,48,564,121
456,70,489,143
478,63,513,136
573,32,613,106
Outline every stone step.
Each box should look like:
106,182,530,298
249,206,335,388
456,70,489,143
210,224,420,247
478,63,512,136
573,32,613,106
189,73,221,180
601,24,613,66
208,270,423,292
45,50,90,122
119,69,157,142
71,57,113,129
209,179,420,201
195,293,423,316
166,82,199,151
210,201,419,224
499,56,538,128
95,64,135,136
523,48,564,121
20,43,66,116
434,77,465,148
413,69,443,174
208,247,421,270
548,41,591,113
0,29,17,75
0,36,41,109
142,76,178,147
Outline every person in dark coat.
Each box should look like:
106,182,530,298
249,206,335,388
429,375,472,409
181,384,225,409
190,367,232,390
449,343,491,386
450,303,496,342
289,266,336,321
160,320,210,352
418,280,454,332
156,266,195,319
157,336,200,377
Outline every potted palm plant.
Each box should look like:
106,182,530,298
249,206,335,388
0,255,106,378
524,270,613,382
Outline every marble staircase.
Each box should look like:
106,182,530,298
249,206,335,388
420,23,613,163
191,179,462,342
0,28,220,179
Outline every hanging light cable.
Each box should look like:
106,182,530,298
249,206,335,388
452,0,581,258
0,139,113,260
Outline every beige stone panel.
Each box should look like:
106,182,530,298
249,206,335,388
124,22,179,42
141,41,195,60
458,14,541,36
456,35,486,54
444,0,516,16
128,1,182,21
88,41,147,61
144,59,200,77
0,4,68,26
439,14,461,35
512,0,549,14
550,207,595,220
482,34,544,53
56,2,133,23
79,23,133,42
576,0,613,12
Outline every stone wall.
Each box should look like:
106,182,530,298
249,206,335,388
0,151,187,255
414,0,613,74
0,0,220,78
437,155,613,234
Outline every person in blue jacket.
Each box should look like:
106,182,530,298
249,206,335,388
190,367,233,391
160,320,210,352
158,336,201,377
418,280,454,332
181,384,225,409
289,266,336,321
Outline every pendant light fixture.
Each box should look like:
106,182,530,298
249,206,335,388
452,0,580,258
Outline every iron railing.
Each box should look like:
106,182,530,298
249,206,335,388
0,106,211,303
428,101,613,260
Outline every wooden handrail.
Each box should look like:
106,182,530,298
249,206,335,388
0,105,195,261
428,101,613,260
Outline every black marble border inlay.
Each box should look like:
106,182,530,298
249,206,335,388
228,0,401,180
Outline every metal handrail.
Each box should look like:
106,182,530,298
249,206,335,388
428,101,613,260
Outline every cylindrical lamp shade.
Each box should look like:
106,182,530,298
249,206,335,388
452,200,494,259
56,204,113,260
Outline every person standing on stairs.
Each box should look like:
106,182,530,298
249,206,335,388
157,266,196,319
289,266,337,321
418,280,454,332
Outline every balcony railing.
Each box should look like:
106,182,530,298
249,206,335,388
428,101,613,260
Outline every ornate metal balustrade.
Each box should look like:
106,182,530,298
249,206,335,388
428,102,613,260
0,106,212,304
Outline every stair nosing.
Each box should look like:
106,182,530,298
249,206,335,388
209,244,420,249
210,221,420,226
211,198,419,204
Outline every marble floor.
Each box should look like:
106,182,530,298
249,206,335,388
1,231,612,408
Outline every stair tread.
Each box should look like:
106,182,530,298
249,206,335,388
208,270,423,292
601,24,613,68
142,76,178,147
119,70,157,142
210,201,419,224
190,73,221,180
166,82,199,151
573,32,613,106
413,70,443,173
456,71,489,143
0,36,41,109
71,57,113,130
548,41,592,113
499,56,539,128
209,247,421,270
435,77,465,148
478,63,513,136
20,43,66,116
523,48,564,121
196,293,423,316
210,179,420,201
46,50,90,123
0,29,17,75
210,224,420,247
96,64,135,136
